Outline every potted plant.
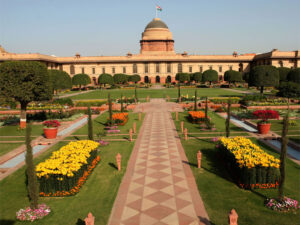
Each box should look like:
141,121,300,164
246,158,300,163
253,110,279,134
43,120,61,139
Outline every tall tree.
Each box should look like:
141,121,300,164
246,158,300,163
25,123,39,209
202,69,218,85
277,82,300,100
120,93,124,112
135,86,138,102
0,61,52,128
278,110,289,200
72,73,91,90
175,73,190,83
177,83,181,101
205,96,208,120
277,67,291,83
48,69,72,94
193,72,202,83
113,73,128,84
194,89,198,111
225,99,232,137
108,93,113,126
87,106,93,140
248,65,279,94
98,73,114,87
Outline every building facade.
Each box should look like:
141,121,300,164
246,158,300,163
0,18,299,84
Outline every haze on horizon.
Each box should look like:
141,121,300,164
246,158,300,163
0,0,299,57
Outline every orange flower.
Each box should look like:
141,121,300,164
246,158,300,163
188,111,207,120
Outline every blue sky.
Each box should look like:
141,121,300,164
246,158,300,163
0,0,299,56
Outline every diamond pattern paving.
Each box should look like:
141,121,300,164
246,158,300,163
108,99,210,225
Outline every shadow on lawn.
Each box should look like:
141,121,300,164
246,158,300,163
75,218,85,225
108,162,118,170
0,220,15,225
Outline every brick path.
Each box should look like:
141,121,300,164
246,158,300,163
108,99,210,225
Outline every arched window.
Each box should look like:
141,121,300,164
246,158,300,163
156,75,160,83
144,76,149,83
166,75,172,83
279,60,283,67
70,65,75,75
133,64,138,73
178,63,182,73
156,63,160,73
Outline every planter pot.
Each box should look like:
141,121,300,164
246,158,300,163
257,123,271,134
43,127,58,139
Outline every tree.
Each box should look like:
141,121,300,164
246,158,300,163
248,65,279,94
0,61,52,128
287,68,300,84
108,93,113,126
224,70,243,84
202,69,218,85
48,70,72,94
226,99,231,137
177,83,181,100
113,73,128,84
193,72,202,83
72,73,91,90
129,74,141,83
277,67,291,83
243,72,250,83
277,82,300,99
205,96,208,120
194,89,198,111
25,123,39,209
120,93,124,112
134,86,138,102
87,107,93,140
278,111,289,200
98,73,114,87
175,73,190,83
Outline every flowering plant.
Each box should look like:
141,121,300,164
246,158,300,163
42,120,61,128
188,111,208,123
16,204,51,222
252,110,279,124
265,197,300,212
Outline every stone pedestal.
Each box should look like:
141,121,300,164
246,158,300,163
116,153,121,171
228,209,238,225
197,151,202,168
181,121,184,133
84,212,95,225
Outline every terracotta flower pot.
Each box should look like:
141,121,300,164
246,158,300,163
43,127,58,139
257,123,271,134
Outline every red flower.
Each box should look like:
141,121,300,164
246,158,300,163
253,110,279,121
43,120,61,128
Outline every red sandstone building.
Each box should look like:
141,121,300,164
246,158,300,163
0,18,299,84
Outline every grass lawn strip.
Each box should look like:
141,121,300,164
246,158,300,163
181,138,300,225
0,143,23,157
69,88,242,100
0,139,136,224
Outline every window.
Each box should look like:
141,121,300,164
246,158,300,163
219,66,222,72
199,66,203,73
51,64,54,69
178,63,182,73
144,63,148,73
112,67,115,74
92,68,95,74
156,63,160,73
229,66,233,70
123,67,126,73
133,64,137,73
81,67,85,74
167,63,171,73
102,67,105,74
279,61,283,67
59,65,63,71
239,63,243,72
209,66,212,70
70,65,75,75
189,66,192,73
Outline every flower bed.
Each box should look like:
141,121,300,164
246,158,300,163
219,137,280,189
36,140,100,197
112,112,128,125
188,111,208,123
265,197,300,212
16,204,51,222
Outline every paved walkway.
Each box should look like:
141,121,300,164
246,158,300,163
108,99,209,225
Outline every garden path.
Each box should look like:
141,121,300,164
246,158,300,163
108,99,210,225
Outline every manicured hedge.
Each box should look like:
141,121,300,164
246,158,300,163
219,137,280,189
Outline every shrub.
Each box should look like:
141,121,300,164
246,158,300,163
36,140,100,196
287,68,300,84
277,81,300,99
202,69,218,85
53,98,74,106
98,73,114,87
219,137,280,189
72,74,91,89
224,70,243,84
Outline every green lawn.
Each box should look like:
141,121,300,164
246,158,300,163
68,88,242,100
0,143,23,156
181,138,300,225
0,140,135,225
172,111,249,138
